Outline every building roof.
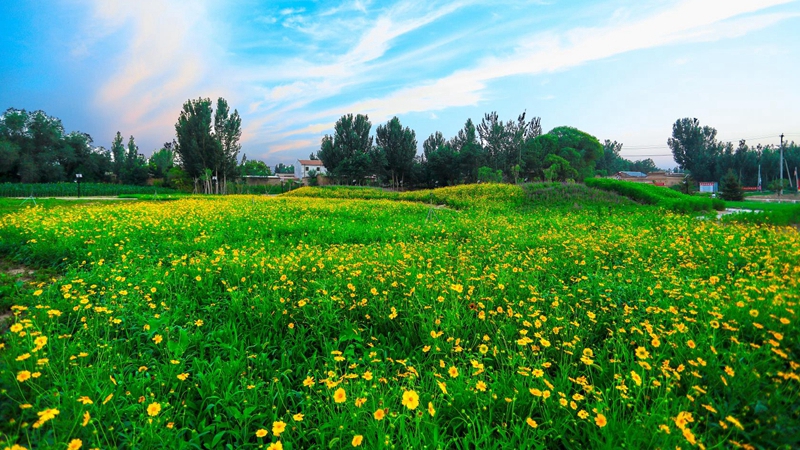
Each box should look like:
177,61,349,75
618,171,647,177
297,159,325,166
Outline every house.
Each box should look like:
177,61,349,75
611,171,685,187
612,171,647,180
295,160,327,180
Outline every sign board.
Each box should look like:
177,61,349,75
699,182,718,193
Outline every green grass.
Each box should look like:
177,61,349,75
585,178,725,212
0,187,798,449
723,200,800,226
0,182,177,198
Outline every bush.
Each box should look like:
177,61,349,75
0,182,177,197
585,178,722,212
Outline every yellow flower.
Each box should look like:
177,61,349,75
476,381,487,392
448,366,459,378
10,323,23,333
266,441,283,450
334,388,347,403
147,402,161,417
33,408,59,428
67,439,82,450
303,376,314,387
272,421,286,436
194,320,204,327
153,334,163,344
526,417,538,428
293,413,304,422
631,371,642,387
256,429,268,438
355,397,367,407
362,371,373,381
17,371,32,382
177,373,189,381
195,275,202,282
437,381,448,395
595,413,607,427
82,411,91,426
578,410,589,419
478,344,489,354
635,347,650,360
427,402,436,417
374,408,386,420
402,390,419,410
352,435,364,447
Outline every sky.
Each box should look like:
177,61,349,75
1,0,799,169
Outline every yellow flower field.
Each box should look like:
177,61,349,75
1,185,798,449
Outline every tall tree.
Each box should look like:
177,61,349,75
450,118,483,183
213,97,243,181
318,114,375,183
111,132,125,182
667,118,721,182
376,117,417,188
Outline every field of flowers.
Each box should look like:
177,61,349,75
1,184,799,449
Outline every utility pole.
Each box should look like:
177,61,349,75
780,133,784,196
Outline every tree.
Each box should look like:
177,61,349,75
274,163,294,174
213,97,243,182
120,136,149,185
667,118,721,182
719,169,744,201
450,118,483,183
175,97,242,193
149,143,176,179
239,157,272,176
596,140,625,176
111,132,125,182
318,114,376,183
543,154,578,182
376,117,417,189
423,132,458,187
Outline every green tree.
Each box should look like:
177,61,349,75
175,97,242,193
149,143,176,179
274,163,294,174
667,118,721,182
719,169,744,201
111,131,126,182
423,132,458,187
376,117,417,189
120,136,149,185
318,114,376,183
239,156,272,176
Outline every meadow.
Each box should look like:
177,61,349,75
1,184,798,449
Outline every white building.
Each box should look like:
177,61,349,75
295,159,327,179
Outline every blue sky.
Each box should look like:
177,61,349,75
2,0,799,169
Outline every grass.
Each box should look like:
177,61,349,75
0,185,798,449
584,178,725,213
0,183,177,198
722,201,800,226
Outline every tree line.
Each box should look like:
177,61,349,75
316,112,661,187
4,104,793,192
668,118,799,190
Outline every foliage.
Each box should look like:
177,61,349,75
174,97,242,190
719,169,744,201
376,117,417,188
273,163,294,174
668,118,721,182
476,166,503,183
238,157,272,176
0,183,177,197
721,200,800,226
585,178,724,212
318,114,379,183
0,193,798,449
0,108,113,184
149,144,176,180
